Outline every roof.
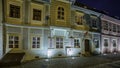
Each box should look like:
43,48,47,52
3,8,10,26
74,0,120,20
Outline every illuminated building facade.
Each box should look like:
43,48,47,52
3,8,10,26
0,0,120,61
101,14,120,54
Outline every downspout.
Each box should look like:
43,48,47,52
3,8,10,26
99,13,103,54
2,0,6,54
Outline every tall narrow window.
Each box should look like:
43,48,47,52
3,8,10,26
32,36,40,48
33,9,42,21
92,19,97,28
56,37,63,48
8,35,19,48
113,40,116,47
104,39,108,47
109,23,112,31
74,38,80,48
9,4,20,18
113,24,116,32
117,25,120,33
94,39,99,48
103,21,108,30
76,15,83,25
57,7,64,20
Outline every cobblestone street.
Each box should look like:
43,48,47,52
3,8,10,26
1,54,120,68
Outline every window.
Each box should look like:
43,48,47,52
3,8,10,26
33,9,42,21
103,21,108,30
94,40,99,48
113,24,116,32
117,25,120,33
75,15,83,25
92,18,97,28
74,38,80,48
109,23,112,31
8,35,19,48
9,4,20,18
32,36,40,48
113,40,116,47
56,37,63,48
57,7,64,20
104,39,108,47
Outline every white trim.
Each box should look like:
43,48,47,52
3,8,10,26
5,23,49,30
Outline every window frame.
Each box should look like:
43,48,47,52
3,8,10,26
102,20,109,31
31,35,41,49
75,15,84,25
9,4,20,18
33,8,42,21
7,33,21,49
57,7,65,20
55,37,64,49
104,38,109,47
74,38,80,48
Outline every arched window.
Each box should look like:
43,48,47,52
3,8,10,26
57,7,64,20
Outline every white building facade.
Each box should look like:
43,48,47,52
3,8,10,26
101,14,120,54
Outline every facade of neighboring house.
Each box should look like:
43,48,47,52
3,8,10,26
72,1,101,55
101,14,120,54
0,0,3,59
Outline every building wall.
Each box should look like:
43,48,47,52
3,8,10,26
101,14,120,54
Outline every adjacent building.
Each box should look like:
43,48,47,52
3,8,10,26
101,14,120,54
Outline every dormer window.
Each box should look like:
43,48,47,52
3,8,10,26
75,15,83,25
57,7,64,20
9,4,20,18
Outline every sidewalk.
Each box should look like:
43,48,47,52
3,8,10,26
1,54,120,68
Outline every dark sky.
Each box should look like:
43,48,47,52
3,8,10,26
77,0,120,18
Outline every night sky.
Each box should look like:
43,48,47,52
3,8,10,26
77,0,120,19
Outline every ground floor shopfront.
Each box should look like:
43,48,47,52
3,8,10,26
3,24,100,60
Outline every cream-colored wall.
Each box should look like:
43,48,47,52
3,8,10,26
5,0,23,24
50,0,71,27
74,11,89,31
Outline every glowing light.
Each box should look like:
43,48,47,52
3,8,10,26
48,50,52,58
67,48,73,56
72,57,75,59
103,53,107,55
45,59,49,61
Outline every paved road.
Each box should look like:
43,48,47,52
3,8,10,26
1,54,120,68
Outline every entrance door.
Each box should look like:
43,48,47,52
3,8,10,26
84,39,90,52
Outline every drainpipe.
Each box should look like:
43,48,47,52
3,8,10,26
2,0,6,54
99,13,103,54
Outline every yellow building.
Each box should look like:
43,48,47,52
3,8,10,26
2,0,101,61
